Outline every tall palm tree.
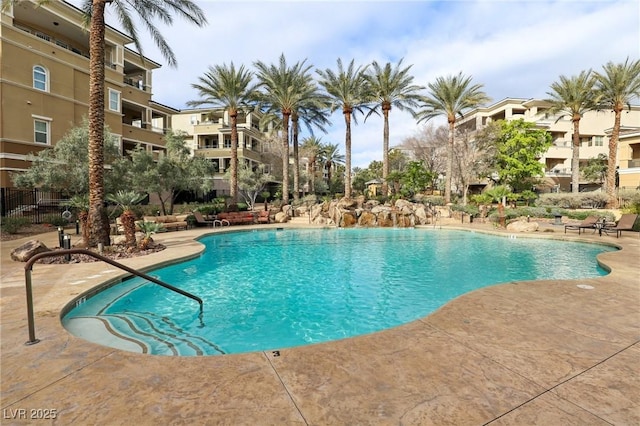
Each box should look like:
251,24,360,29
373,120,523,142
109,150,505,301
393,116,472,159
594,58,640,207
300,136,326,193
187,62,259,204
290,77,331,202
317,58,370,199
254,54,313,204
546,70,597,193
416,72,489,204
365,59,423,196
78,0,206,247
320,143,345,186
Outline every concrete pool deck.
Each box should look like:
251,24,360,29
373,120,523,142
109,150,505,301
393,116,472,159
1,221,638,425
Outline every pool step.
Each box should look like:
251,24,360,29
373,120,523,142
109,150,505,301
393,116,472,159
64,312,224,356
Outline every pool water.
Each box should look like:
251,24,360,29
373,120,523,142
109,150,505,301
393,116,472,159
63,228,614,356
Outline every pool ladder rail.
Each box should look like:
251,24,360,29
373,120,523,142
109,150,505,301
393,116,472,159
23,249,204,346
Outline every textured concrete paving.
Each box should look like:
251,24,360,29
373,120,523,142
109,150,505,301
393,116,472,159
1,221,638,425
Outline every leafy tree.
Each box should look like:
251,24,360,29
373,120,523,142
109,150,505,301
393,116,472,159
593,57,640,206
400,161,433,197
12,119,120,195
114,130,215,214
317,58,370,198
225,162,274,211
187,62,259,204
546,70,597,193
582,153,608,184
416,72,490,204
493,119,552,192
365,59,423,195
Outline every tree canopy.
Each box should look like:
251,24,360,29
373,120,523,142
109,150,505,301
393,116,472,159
493,119,552,192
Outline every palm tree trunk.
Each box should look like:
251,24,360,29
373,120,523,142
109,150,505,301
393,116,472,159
344,110,352,199
87,0,110,247
292,116,300,202
444,119,455,204
282,112,290,204
382,105,390,196
230,110,238,204
571,118,581,193
606,108,622,207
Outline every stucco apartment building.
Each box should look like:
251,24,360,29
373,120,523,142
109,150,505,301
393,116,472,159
456,98,640,191
0,0,176,194
171,108,272,197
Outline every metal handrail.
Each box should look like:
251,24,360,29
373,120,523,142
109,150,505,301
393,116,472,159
24,249,204,346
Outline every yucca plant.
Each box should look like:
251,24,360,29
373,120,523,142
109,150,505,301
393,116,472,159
64,194,90,247
137,221,163,250
107,191,145,247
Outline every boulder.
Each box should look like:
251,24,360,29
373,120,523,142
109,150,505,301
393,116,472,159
506,220,539,232
341,212,357,227
11,240,51,262
274,212,290,223
358,211,377,227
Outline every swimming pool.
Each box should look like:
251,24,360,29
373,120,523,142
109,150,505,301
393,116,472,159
62,228,614,356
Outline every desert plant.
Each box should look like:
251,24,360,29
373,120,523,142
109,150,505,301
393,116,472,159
107,191,146,247
1,217,30,234
137,221,164,250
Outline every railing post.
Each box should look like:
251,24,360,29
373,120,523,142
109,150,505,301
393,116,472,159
24,267,40,345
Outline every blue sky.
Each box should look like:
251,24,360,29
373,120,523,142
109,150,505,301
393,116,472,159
95,0,639,168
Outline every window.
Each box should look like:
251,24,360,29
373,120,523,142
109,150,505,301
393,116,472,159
224,136,231,149
594,136,604,147
34,119,50,144
108,89,120,112
33,66,47,91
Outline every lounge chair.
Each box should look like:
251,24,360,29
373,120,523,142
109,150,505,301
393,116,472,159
602,213,639,238
564,215,600,234
193,211,215,227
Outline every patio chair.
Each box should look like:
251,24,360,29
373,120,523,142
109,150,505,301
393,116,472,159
602,213,639,238
193,211,215,227
564,215,600,234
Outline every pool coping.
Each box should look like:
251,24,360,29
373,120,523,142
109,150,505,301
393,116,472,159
1,221,639,424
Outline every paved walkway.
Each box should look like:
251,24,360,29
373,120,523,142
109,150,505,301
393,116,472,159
1,221,638,425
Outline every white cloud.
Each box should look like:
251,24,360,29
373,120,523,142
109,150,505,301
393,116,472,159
79,0,640,168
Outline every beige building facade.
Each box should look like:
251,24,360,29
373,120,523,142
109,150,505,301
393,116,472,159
456,98,640,192
0,0,175,191
171,108,271,197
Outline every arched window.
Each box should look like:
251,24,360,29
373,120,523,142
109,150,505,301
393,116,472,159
33,65,48,91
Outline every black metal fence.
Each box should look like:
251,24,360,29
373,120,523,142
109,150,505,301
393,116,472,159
1,188,69,224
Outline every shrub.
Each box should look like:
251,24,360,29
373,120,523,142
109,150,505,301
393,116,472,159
536,192,608,209
1,216,31,234
42,214,68,227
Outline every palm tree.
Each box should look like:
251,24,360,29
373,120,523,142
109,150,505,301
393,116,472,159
546,70,597,193
290,76,331,202
78,0,206,247
64,194,90,247
365,59,423,196
254,54,313,204
594,58,640,206
300,136,327,193
317,58,370,199
320,143,345,186
187,62,259,204
416,72,490,204
107,190,145,247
